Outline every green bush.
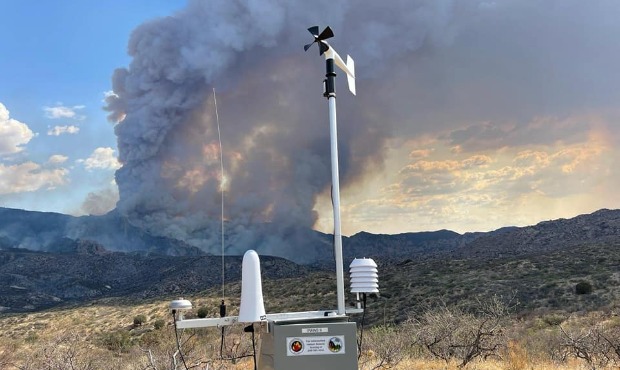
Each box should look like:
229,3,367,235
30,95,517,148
133,314,147,327
542,313,566,326
575,281,593,295
197,306,209,319
99,330,132,352
154,319,166,330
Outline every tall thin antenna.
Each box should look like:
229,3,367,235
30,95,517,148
214,88,225,301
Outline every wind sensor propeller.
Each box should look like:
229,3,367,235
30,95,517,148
304,26,334,55
304,26,356,96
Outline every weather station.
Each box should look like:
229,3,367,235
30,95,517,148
169,27,379,370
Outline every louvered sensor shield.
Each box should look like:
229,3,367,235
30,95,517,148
349,258,379,293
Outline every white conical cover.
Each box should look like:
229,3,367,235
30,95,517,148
349,258,380,293
349,258,377,269
238,250,266,323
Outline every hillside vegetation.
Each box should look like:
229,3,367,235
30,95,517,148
1,208,620,368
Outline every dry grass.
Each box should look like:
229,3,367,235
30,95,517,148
1,297,620,369
0,295,228,341
389,358,594,370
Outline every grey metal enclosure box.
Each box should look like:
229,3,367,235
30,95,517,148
257,317,358,370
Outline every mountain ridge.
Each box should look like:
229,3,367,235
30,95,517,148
1,207,620,315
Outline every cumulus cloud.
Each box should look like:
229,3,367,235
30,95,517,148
349,127,614,234
79,147,121,170
47,125,80,136
398,141,605,201
400,154,492,174
0,102,35,156
48,154,69,164
43,104,85,120
0,162,68,194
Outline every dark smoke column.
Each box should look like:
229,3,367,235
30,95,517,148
103,0,446,260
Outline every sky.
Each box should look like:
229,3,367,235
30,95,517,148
0,0,185,214
1,0,619,237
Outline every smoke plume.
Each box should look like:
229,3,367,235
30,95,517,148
105,0,462,259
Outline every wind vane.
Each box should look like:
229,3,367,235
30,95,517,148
304,26,356,96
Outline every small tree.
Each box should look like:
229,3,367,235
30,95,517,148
409,295,516,368
133,314,147,327
99,330,133,352
153,319,166,330
558,323,617,369
197,306,209,319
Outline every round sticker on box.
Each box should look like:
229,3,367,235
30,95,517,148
290,339,304,354
328,337,342,353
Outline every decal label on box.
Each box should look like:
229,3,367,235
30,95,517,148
301,327,329,334
287,335,345,356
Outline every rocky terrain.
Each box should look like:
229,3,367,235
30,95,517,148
450,208,620,259
0,241,306,313
1,207,619,316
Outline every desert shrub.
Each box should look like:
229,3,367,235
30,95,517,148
522,327,565,363
408,295,515,368
543,313,567,326
359,325,408,370
16,332,102,369
25,331,38,343
154,319,166,330
197,306,209,319
557,323,620,369
133,314,147,327
99,330,133,352
575,281,593,295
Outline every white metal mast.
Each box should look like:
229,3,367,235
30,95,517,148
305,26,356,315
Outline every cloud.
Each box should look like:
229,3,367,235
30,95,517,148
443,117,587,153
0,102,35,156
79,147,121,170
47,125,80,136
0,162,68,194
409,149,433,159
400,154,492,174
48,154,69,165
43,104,85,120
334,116,616,235
363,128,613,232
